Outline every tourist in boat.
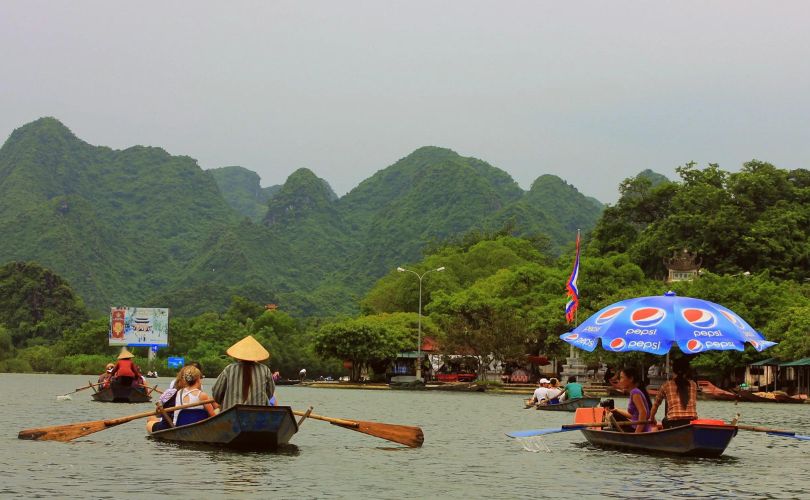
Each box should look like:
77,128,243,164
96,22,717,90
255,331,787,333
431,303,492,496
147,365,215,431
526,378,551,406
110,348,142,386
97,363,114,389
559,375,584,402
607,367,653,432
211,335,276,411
649,357,698,429
545,378,564,404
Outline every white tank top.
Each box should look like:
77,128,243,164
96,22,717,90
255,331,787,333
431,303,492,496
173,388,203,425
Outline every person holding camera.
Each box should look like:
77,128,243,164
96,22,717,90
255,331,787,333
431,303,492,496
649,357,698,429
606,367,653,433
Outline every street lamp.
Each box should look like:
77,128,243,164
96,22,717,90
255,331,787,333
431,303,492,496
398,265,445,381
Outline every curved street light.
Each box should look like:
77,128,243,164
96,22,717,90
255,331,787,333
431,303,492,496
397,266,445,381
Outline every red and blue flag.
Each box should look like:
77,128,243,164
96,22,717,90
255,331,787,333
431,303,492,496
565,231,581,323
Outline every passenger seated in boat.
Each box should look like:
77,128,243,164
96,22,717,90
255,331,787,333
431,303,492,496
649,357,697,429
607,367,653,432
559,376,584,402
147,366,215,431
98,363,115,389
545,378,563,404
526,378,551,406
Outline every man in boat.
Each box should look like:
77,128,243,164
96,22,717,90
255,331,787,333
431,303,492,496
559,376,584,402
526,378,551,406
211,335,276,411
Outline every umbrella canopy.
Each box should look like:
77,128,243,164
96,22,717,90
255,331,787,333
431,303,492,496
560,291,777,355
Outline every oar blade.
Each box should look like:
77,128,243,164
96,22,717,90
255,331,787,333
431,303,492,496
18,420,110,442
506,427,575,438
767,432,810,441
331,420,425,448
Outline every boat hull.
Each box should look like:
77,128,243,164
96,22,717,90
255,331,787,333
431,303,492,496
148,405,298,450
536,397,601,412
92,382,152,403
580,423,737,457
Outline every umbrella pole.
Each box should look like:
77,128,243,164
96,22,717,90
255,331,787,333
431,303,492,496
665,351,671,379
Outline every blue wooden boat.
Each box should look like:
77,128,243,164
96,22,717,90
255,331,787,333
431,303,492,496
148,404,298,450
579,421,738,457
535,397,601,412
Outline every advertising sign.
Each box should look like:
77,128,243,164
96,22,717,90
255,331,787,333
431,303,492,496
109,307,169,347
167,357,184,369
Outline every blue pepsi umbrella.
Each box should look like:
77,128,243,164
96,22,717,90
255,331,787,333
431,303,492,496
560,291,777,355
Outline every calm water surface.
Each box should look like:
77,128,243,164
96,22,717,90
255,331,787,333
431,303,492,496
1,374,808,499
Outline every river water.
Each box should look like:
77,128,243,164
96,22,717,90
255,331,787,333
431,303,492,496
1,374,808,499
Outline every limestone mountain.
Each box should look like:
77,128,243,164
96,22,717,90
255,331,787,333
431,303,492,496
209,165,280,221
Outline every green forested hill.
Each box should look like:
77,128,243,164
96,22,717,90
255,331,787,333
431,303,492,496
0,119,603,317
209,165,281,221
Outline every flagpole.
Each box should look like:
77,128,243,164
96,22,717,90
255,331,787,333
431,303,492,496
571,229,580,359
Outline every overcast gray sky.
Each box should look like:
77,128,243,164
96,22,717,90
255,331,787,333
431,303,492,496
2,1,809,203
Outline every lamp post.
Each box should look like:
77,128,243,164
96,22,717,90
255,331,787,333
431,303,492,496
397,266,445,381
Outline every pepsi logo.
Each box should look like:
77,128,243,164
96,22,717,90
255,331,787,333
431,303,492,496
720,310,745,330
595,306,626,325
565,333,579,341
608,338,626,351
630,307,666,327
682,308,717,329
685,339,704,353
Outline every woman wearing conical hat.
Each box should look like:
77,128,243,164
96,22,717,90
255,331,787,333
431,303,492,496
110,348,143,387
211,335,276,411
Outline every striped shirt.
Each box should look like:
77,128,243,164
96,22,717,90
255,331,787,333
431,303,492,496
654,379,698,420
211,361,275,410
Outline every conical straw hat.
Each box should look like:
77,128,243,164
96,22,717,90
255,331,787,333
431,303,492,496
117,348,134,359
226,335,270,362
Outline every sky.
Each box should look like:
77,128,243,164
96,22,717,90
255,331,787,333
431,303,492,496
2,1,809,203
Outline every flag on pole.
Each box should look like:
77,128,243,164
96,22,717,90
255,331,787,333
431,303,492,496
565,231,581,323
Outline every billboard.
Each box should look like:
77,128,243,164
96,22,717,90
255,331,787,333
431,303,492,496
109,307,169,346
167,357,184,369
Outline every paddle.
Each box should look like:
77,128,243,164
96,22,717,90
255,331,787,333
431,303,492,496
507,420,655,438
17,399,216,442
57,382,103,398
292,409,424,448
735,424,810,441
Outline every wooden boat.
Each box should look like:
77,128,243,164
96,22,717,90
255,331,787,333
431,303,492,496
275,379,301,386
533,397,601,412
427,382,486,392
732,389,774,403
148,404,298,450
697,380,738,401
92,381,152,403
579,421,738,457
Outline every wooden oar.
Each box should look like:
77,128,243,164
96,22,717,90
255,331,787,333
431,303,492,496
18,399,215,442
57,382,103,398
735,424,810,441
507,420,655,438
292,409,424,448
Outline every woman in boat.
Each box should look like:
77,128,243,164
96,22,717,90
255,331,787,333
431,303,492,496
649,357,698,429
608,367,653,432
147,366,215,431
211,335,276,411
110,349,142,386
545,378,564,404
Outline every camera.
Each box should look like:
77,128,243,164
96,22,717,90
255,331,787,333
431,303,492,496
599,398,615,410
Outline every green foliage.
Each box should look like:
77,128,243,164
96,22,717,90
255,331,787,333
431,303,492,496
208,165,278,221
0,261,89,347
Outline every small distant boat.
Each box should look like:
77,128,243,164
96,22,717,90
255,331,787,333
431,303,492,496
697,380,738,401
148,404,298,450
525,397,601,412
579,420,738,457
275,379,302,386
428,382,486,392
92,380,152,403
